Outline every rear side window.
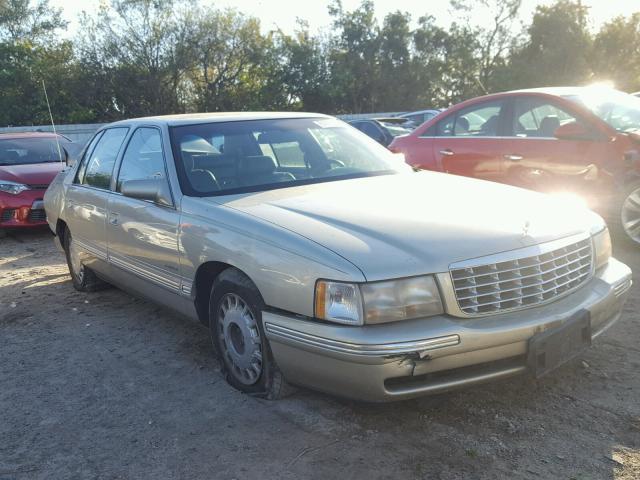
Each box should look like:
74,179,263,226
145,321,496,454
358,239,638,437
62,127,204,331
435,101,504,137
512,97,580,138
77,128,128,189
116,128,166,192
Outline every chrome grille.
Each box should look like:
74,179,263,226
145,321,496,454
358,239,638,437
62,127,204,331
28,209,46,222
450,237,593,315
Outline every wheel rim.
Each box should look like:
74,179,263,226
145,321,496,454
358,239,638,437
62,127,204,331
217,293,263,385
68,235,85,282
622,186,640,244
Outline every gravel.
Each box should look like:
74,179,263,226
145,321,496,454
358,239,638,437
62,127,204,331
1,229,638,479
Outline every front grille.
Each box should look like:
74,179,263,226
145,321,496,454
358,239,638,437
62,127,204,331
451,237,593,316
1,209,15,222
28,209,46,222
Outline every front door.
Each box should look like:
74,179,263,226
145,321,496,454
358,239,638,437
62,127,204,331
431,99,508,184
106,127,182,294
500,96,610,196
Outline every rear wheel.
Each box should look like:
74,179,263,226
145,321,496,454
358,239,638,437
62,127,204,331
63,229,108,292
209,268,293,399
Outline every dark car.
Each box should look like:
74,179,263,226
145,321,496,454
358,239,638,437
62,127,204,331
348,118,412,147
0,132,76,236
389,87,640,245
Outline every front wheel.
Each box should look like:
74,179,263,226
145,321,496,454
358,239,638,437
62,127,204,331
209,268,292,399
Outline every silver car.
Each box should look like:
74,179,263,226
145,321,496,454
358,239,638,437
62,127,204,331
44,113,632,402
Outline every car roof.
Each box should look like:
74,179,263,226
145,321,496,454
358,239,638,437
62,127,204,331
399,109,440,117
0,132,66,140
107,111,332,128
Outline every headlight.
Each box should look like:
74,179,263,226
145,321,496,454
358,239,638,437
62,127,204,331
315,276,444,326
361,276,443,324
592,227,612,270
0,181,30,195
315,281,363,325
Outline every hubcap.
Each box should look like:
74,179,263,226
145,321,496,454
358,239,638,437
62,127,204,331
68,235,85,282
622,187,640,244
217,293,263,385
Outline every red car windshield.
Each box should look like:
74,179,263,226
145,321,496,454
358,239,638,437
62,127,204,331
0,138,65,166
565,88,640,134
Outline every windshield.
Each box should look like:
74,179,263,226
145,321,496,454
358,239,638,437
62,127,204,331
170,117,411,196
0,137,65,166
564,88,640,133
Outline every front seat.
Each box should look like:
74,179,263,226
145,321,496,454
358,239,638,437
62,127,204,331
238,156,295,187
540,115,561,137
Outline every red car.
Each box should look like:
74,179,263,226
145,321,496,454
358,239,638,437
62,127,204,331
389,87,640,245
0,133,75,236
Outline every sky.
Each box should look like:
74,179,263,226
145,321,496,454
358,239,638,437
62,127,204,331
51,0,640,37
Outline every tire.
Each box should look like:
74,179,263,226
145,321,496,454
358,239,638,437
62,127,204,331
209,268,294,399
609,179,640,247
63,228,108,292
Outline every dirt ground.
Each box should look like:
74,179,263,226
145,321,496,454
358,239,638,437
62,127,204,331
0,228,638,480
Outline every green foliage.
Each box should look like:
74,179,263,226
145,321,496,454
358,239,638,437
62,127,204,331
1,0,640,126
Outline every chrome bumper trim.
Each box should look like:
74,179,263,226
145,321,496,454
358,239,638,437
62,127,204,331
264,322,460,357
613,278,632,298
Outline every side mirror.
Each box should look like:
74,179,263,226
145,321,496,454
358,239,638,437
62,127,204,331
121,179,173,207
554,121,592,141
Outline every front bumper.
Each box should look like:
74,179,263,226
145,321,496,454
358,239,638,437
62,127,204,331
263,258,632,402
0,190,48,228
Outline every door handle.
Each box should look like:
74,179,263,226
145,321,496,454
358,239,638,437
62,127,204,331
439,149,454,156
504,154,523,161
109,213,119,225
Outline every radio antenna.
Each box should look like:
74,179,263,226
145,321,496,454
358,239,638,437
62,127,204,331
42,80,63,163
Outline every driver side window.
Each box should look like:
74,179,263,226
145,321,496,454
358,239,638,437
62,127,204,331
116,128,166,192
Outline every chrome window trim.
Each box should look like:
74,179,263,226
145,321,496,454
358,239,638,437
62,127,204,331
438,232,595,318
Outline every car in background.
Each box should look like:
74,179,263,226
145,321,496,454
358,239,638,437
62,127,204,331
44,112,630,401
389,87,640,245
398,109,442,128
0,132,76,236
348,118,412,147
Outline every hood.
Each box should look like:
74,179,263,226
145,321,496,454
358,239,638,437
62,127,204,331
208,171,603,281
0,162,65,186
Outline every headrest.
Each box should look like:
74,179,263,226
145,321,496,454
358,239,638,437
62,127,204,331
456,117,470,133
540,116,561,137
238,155,277,175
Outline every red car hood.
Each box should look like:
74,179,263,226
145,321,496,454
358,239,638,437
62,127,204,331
0,162,65,185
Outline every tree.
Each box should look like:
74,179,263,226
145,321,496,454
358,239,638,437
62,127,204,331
0,0,65,43
506,0,592,88
450,0,522,93
592,13,640,92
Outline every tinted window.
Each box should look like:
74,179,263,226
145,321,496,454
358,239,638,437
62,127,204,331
170,118,410,196
513,98,578,137
116,128,165,191
80,128,128,189
437,101,504,137
0,137,68,165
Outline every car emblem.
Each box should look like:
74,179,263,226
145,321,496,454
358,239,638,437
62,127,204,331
522,220,531,238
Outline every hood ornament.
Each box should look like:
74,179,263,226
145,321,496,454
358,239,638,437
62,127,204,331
522,220,531,238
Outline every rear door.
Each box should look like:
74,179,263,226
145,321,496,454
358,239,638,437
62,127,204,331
64,128,129,270
500,95,609,195
430,99,509,184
